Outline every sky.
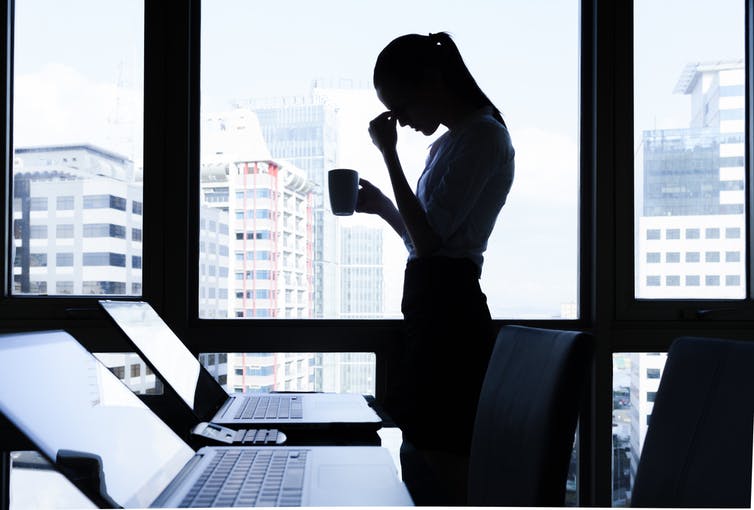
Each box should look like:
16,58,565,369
11,0,744,318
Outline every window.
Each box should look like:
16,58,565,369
10,0,144,297
56,281,73,294
82,253,126,267
634,0,745,302
56,253,73,267
725,251,740,262
56,224,74,239
646,368,661,379
130,364,141,377
665,252,680,263
29,197,47,211
685,275,700,286
56,196,74,210
200,0,579,321
646,252,660,263
685,252,700,263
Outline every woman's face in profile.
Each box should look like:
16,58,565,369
376,80,442,136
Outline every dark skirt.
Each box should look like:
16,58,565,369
384,256,496,455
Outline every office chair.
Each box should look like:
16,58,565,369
467,325,592,506
631,336,754,508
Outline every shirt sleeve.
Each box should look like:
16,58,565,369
424,122,513,242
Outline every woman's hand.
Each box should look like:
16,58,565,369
368,111,398,155
356,178,389,215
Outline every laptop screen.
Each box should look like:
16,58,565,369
100,300,228,420
0,330,195,508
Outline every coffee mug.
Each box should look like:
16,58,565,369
328,168,359,216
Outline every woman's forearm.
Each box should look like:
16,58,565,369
382,149,441,256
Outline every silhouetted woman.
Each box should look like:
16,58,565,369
356,32,515,504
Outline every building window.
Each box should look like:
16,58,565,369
82,281,127,294
83,252,126,267
29,253,47,267
56,281,74,294
685,252,700,263
665,229,681,240
705,252,720,263
111,366,126,379
647,391,657,403
646,276,661,287
130,364,141,377
132,201,143,215
705,227,720,239
725,275,741,286
705,275,721,286
56,253,74,267
29,225,47,238
665,252,680,263
725,227,741,239
685,275,700,286
646,252,660,263
56,196,75,210
132,228,142,242
56,224,74,238
30,197,48,211
646,229,661,240
132,256,142,269
646,368,661,379
685,228,700,239
665,275,680,286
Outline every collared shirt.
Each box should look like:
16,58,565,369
403,106,515,273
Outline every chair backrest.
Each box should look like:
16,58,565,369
631,336,754,508
467,325,592,506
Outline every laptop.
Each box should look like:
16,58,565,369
99,300,381,431
0,330,413,507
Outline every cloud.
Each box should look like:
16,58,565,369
14,63,142,160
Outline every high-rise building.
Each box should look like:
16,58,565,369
637,60,745,299
339,225,383,319
628,352,666,497
199,108,319,393
12,144,143,296
243,95,338,319
201,108,316,319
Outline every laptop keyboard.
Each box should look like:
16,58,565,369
179,449,308,507
234,395,304,420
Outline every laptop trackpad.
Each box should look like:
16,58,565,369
316,464,396,490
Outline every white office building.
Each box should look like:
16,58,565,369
637,60,745,299
12,145,143,296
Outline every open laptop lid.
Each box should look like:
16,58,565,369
99,300,228,421
0,330,196,508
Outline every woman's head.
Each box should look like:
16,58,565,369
373,32,504,133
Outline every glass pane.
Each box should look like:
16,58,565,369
612,352,667,506
199,0,579,319
634,0,746,299
10,451,96,510
93,352,164,395
12,0,144,296
199,352,375,395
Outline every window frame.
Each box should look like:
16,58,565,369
613,0,754,322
